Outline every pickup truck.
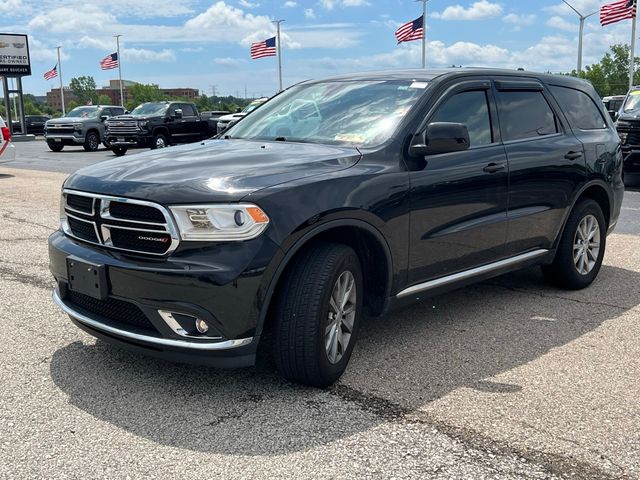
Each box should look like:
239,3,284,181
45,106,125,152
105,101,212,156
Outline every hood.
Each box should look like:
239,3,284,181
64,139,361,204
108,115,150,122
617,111,640,121
218,113,245,122
47,116,95,124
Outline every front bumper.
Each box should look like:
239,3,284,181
49,230,281,368
45,133,85,145
106,133,151,147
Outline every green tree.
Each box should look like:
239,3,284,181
67,100,79,111
129,83,166,105
69,76,98,105
572,44,640,96
97,94,112,106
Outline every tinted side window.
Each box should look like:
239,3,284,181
550,85,606,130
430,90,492,147
101,108,112,117
112,107,124,116
496,90,558,141
181,104,196,116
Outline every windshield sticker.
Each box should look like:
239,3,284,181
409,81,428,89
631,90,640,96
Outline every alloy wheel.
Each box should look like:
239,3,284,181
325,270,356,364
156,136,166,148
573,214,600,275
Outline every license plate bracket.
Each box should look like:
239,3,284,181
117,137,124,142
66,256,108,300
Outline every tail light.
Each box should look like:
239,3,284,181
1,126,10,142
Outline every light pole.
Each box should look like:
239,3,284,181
114,35,124,107
416,0,429,68
273,20,285,92
562,0,597,74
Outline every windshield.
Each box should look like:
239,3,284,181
66,107,100,118
130,103,168,116
243,100,265,114
623,91,640,112
227,80,427,147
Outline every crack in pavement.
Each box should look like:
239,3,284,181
484,282,637,313
0,265,53,290
1,211,56,232
329,384,632,480
0,237,50,243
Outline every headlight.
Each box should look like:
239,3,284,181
73,123,82,131
104,120,110,128
169,204,269,241
138,120,148,129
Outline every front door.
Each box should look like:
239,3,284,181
407,81,508,284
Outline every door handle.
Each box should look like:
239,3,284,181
564,151,583,160
483,162,505,173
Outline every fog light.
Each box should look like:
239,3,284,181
195,318,209,334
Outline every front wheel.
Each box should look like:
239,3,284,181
83,131,100,152
542,199,606,290
151,132,168,149
47,141,64,152
111,146,128,156
274,243,363,388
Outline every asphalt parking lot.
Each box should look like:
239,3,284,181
1,142,639,479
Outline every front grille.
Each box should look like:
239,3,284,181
626,131,640,145
109,201,166,223
66,194,94,214
67,216,98,242
66,290,158,334
62,190,178,256
110,229,173,254
47,127,75,135
107,122,138,135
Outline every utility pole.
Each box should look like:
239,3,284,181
273,19,285,91
561,0,597,74
210,85,217,97
631,11,638,90
114,35,124,107
56,46,65,115
416,0,428,68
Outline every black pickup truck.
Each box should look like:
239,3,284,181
105,101,212,156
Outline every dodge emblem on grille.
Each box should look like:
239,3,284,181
137,236,170,243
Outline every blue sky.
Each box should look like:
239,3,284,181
2,0,637,98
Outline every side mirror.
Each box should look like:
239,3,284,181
236,107,242,113
410,122,470,156
173,109,183,119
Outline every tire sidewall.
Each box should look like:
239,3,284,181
47,141,63,152
315,250,364,382
84,131,99,151
152,133,167,149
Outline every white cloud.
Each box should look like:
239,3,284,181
238,0,260,8
29,5,116,33
545,0,601,16
546,15,578,32
305,8,316,18
122,48,176,63
432,1,503,21
213,57,246,67
0,0,23,15
503,13,537,26
319,0,369,10
283,1,297,7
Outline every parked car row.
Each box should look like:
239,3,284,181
11,115,51,136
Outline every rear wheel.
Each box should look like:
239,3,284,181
83,131,100,152
112,146,128,156
542,199,606,290
151,132,168,149
47,141,64,152
274,243,363,388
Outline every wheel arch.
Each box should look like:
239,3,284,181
256,219,393,338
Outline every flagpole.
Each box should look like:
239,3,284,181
57,46,65,116
114,34,124,106
421,0,427,68
630,13,637,90
273,20,284,92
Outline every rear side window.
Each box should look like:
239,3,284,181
181,104,196,116
430,90,492,147
550,85,607,130
496,90,558,141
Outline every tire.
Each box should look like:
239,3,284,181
83,131,100,152
47,141,64,152
112,146,128,156
103,139,112,149
542,199,606,290
274,243,363,388
151,132,168,149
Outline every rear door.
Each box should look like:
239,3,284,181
407,79,509,284
494,78,586,256
179,103,201,143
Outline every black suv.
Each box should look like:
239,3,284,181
49,69,624,387
614,87,640,179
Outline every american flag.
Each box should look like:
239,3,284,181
395,16,424,44
600,0,636,26
44,64,58,80
251,37,277,59
100,52,119,70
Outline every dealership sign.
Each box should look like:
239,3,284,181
0,33,31,76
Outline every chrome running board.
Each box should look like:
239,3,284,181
396,249,548,299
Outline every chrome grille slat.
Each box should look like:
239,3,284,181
62,189,180,256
